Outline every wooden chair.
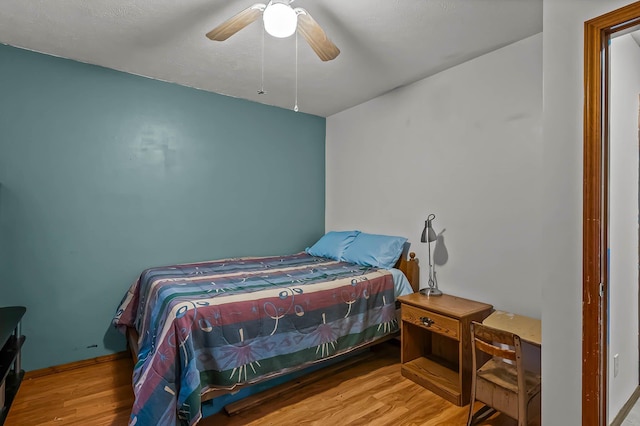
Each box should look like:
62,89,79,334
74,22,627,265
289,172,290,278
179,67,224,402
467,321,541,426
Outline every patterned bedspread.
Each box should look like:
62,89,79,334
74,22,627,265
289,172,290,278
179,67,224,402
113,252,399,425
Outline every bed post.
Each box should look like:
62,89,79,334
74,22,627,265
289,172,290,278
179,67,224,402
399,252,419,293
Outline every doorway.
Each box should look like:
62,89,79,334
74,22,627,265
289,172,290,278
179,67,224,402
608,32,640,425
583,2,640,425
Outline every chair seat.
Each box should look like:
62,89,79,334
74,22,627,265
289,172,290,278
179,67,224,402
477,358,541,398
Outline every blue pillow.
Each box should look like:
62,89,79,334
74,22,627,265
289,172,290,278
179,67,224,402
305,230,361,260
341,233,407,269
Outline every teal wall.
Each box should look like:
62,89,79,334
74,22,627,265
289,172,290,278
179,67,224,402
0,44,325,370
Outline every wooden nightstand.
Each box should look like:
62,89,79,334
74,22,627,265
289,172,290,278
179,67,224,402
397,293,492,406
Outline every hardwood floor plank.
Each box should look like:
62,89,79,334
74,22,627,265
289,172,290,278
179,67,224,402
5,357,135,426
24,352,130,380
5,341,517,425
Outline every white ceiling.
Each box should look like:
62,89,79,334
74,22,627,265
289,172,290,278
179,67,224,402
0,0,542,117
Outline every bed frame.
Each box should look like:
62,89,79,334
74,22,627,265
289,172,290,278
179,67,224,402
125,251,419,412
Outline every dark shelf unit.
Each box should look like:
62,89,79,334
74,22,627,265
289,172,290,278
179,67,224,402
0,307,26,425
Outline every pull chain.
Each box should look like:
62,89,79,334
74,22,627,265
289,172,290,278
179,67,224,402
294,31,299,112
258,26,265,95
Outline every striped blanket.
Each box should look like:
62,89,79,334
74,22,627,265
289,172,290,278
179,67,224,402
113,252,399,425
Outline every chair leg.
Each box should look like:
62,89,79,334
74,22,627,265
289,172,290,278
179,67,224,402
467,401,475,426
467,380,497,426
467,385,477,425
467,355,478,425
469,404,497,425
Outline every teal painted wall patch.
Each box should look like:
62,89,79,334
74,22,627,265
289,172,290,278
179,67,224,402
0,44,326,370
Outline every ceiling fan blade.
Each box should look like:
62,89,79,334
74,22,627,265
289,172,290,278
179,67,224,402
295,8,340,61
206,3,266,41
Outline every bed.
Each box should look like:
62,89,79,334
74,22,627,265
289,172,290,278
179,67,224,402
113,232,419,426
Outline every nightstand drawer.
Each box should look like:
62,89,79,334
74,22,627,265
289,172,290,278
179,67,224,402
402,304,460,340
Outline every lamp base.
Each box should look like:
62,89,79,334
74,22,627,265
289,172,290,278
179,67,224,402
420,287,443,297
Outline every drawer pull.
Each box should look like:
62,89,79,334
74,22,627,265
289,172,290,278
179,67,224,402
420,317,435,327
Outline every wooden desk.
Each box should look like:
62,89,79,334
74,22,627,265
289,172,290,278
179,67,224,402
483,310,541,347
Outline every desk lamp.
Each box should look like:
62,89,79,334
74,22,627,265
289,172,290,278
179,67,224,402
420,214,442,296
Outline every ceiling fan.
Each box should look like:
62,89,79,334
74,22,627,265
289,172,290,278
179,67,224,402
206,0,340,62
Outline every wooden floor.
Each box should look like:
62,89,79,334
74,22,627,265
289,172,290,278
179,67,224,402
5,342,516,425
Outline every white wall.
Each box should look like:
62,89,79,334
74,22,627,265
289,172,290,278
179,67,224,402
609,33,640,423
326,33,543,318
542,1,639,424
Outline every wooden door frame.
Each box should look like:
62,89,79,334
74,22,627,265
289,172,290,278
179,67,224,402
583,2,640,425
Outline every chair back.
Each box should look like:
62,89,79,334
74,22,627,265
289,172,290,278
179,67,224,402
470,321,521,363
469,321,527,424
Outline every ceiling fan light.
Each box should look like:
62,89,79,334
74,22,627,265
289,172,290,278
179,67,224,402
263,3,297,38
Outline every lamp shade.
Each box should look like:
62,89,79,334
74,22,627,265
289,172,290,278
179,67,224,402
263,2,298,38
421,214,437,243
